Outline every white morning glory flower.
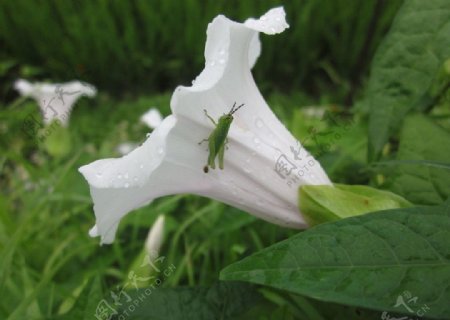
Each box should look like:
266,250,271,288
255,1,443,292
14,79,97,126
79,7,332,244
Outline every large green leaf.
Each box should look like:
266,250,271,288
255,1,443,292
379,114,450,205
114,282,263,320
366,0,450,160
220,201,450,319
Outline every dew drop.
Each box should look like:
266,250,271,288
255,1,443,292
157,146,164,155
124,183,129,188
210,60,216,66
133,176,138,182
253,137,260,145
219,58,225,65
124,173,129,179
96,172,102,178
255,118,264,128
219,48,226,55
117,174,122,179
139,164,144,169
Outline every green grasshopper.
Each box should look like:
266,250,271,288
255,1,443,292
199,102,245,173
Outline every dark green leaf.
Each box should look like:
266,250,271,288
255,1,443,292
221,201,450,319
381,114,450,205
114,282,263,320
366,0,450,160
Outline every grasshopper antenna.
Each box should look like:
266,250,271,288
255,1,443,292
230,103,245,115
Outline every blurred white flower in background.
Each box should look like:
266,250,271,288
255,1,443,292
80,7,332,244
116,108,164,156
116,142,138,156
140,108,163,129
14,79,96,126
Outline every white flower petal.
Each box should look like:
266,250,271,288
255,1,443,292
14,79,97,126
140,108,163,129
248,33,261,69
244,7,289,35
80,7,332,245
89,225,99,237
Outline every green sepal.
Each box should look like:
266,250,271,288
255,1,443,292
299,184,412,226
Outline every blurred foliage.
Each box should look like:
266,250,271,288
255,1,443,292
0,0,402,102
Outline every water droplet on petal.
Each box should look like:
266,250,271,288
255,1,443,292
255,118,264,128
133,176,138,182
139,164,144,169
124,173,129,179
219,58,225,65
210,60,216,66
219,48,226,55
96,172,102,178
157,147,164,155
117,174,122,179
124,183,129,188
253,137,260,145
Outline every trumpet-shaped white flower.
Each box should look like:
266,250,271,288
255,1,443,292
140,108,163,129
14,79,96,126
79,7,332,244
